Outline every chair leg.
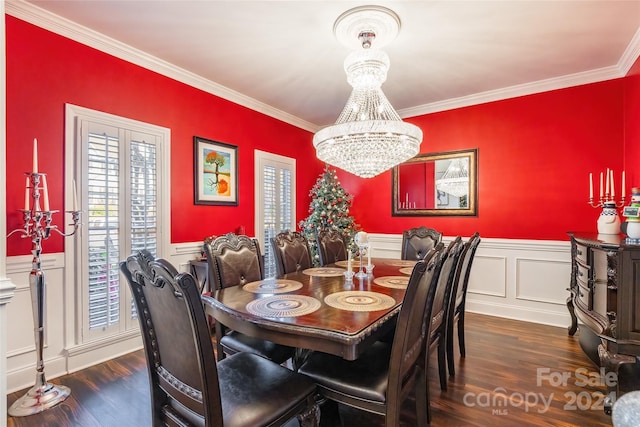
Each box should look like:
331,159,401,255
437,341,447,391
426,370,432,424
458,313,466,358
415,365,429,426
446,317,455,377
214,322,226,361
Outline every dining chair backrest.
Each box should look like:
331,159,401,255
120,250,223,425
445,232,482,376
316,229,348,266
451,232,481,315
429,237,464,343
401,226,443,261
271,231,313,276
203,232,264,291
423,237,464,392
386,246,446,418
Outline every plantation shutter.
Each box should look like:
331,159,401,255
255,151,296,278
81,121,160,340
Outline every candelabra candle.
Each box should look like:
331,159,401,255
589,169,626,209
7,171,82,417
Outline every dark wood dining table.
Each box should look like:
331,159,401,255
201,258,417,361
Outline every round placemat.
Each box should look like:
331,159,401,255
399,267,414,275
243,279,303,294
387,260,417,267
324,291,396,312
246,295,321,318
303,267,346,277
373,276,410,289
335,260,363,268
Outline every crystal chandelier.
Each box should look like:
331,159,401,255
436,158,470,198
313,6,423,178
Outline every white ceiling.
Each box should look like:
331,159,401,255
10,1,640,131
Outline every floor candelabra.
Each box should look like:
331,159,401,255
7,170,81,417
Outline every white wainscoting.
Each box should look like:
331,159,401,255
370,233,572,327
4,235,572,392
6,254,68,393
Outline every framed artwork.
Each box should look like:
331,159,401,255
194,136,238,205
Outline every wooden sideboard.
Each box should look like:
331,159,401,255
567,232,640,414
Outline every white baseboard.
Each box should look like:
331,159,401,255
6,355,67,394
466,300,571,329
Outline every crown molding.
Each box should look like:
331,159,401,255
5,0,319,133
399,25,640,118
619,25,640,75
398,64,625,118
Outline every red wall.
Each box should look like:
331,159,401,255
339,81,625,240
624,56,640,182
5,16,323,256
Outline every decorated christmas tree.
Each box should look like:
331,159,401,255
298,166,359,266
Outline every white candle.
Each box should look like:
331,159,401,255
606,168,610,196
32,138,38,173
347,251,352,272
367,247,371,266
600,172,603,199
611,170,615,198
622,171,626,197
589,173,593,199
24,177,30,211
42,175,50,211
405,192,408,204
72,179,78,211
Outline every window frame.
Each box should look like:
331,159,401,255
254,150,296,278
63,104,171,347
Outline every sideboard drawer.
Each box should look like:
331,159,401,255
576,242,589,265
577,281,591,309
576,261,591,284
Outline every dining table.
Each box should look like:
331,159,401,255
201,258,418,362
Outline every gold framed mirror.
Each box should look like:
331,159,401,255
392,148,478,216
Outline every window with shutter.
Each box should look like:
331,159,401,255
255,151,296,278
66,105,169,343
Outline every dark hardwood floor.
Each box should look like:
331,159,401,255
7,312,613,426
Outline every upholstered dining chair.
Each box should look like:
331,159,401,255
203,232,295,364
401,226,443,261
120,251,319,427
299,245,446,426
446,232,481,377
271,231,313,276
316,229,348,266
425,237,464,392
